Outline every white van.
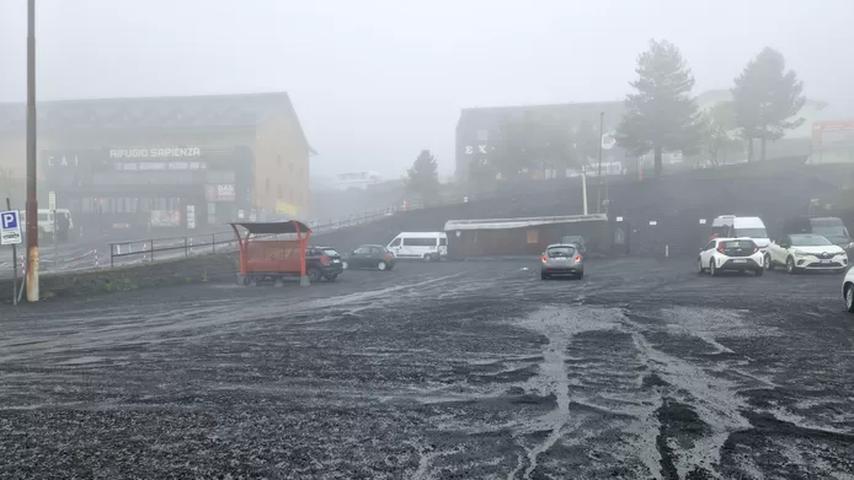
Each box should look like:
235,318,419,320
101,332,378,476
711,215,770,249
387,232,448,261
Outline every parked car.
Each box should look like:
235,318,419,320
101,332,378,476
560,235,587,254
346,244,396,271
843,267,854,313
765,233,848,274
305,246,344,282
711,215,771,250
783,216,853,252
386,232,448,261
540,244,584,280
698,238,764,276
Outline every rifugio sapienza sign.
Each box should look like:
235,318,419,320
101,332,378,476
1,210,23,245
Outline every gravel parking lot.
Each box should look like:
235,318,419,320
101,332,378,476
0,257,852,479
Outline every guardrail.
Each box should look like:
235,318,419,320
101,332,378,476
109,231,238,268
106,205,412,268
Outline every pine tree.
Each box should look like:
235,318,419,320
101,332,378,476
617,39,700,176
732,47,805,162
407,150,440,203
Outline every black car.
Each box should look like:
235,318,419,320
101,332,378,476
346,244,396,271
306,246,344,282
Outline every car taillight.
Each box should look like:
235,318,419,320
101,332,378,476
320,255,331,266
541,255,548,263
575,255,582,262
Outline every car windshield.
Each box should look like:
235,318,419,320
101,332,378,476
791,235,832,247
547,246,575,257
734,228,767,238
722,240,755,249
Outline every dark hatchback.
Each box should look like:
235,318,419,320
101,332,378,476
306,246,344,281
346,245,396,271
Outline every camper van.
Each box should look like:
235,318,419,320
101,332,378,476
387,232,448,261
711,215,770,249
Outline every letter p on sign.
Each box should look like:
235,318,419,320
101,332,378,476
2,212,17,229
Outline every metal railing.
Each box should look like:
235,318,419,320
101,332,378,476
106,206,410,267
109,231,238,268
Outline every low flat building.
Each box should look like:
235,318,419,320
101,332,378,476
444,214,609,258
0,92,311,234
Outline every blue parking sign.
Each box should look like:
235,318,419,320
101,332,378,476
0,210,22,245
2,211,18,229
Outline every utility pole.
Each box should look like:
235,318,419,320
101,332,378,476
596,111,604,213
25,0,39,302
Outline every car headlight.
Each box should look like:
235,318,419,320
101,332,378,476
847,242,854,250
792,249,806,256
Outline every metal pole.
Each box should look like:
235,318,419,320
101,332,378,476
25,0,39,302
596,111,604,214
581,173,588,216
7,198,18,306
184,237,188,257
211,233,216,253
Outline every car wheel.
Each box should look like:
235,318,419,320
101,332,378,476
709,260,717,276
697,258,705,274
754,268,764,277
846,285,854,313
377,261,388,271
764,254,774,271
423,254,434,262
786,257,797,274
576,272,584,280
541,272,549,280
308,268,322,282
324,274,338,282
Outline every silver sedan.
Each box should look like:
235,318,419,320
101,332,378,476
540,244,584,280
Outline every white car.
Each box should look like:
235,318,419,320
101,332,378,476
843,267,854,313
698,237,764,276
765,233,849,274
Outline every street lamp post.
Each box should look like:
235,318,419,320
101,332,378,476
25,0,39,302
596,111,604,213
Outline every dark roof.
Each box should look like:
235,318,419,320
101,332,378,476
0,92,309,148
457,100,625,132
231,221,312,235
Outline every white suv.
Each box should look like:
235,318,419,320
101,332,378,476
698,238,764,277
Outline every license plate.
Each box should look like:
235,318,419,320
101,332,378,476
333,259,340,263
733,259,746,263
820,259,831,264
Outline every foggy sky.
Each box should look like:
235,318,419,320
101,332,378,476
1,0,853,178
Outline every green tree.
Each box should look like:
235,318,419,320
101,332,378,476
407,149,439,203
700,101,741,166
617,39,700,176
732,47,805,162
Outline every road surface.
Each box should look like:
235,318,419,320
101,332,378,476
0,258,852,479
